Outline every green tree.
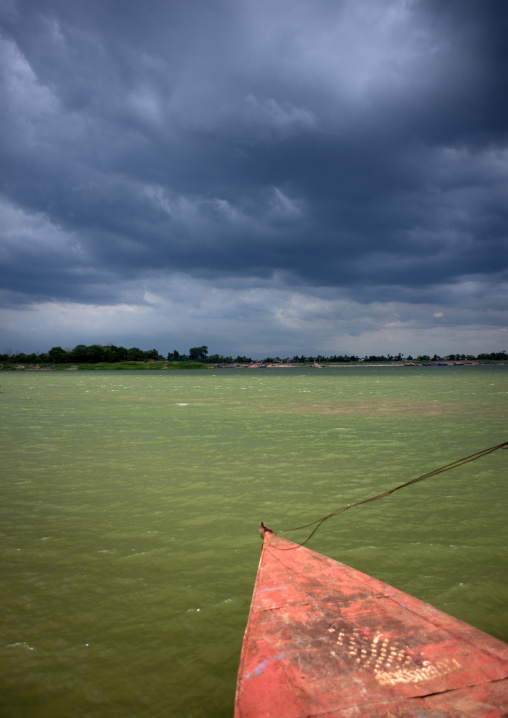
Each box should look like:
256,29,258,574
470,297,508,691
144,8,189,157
189,346,208,361
107,345,128,362
143,348,159,361
69,345,89,362
48,346,68,363
127,347,144,361
85,345,109,362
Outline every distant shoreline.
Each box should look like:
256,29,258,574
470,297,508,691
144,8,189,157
237,361,507,369
2,360,507,371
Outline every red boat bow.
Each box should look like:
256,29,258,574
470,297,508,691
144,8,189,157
235,529,508,717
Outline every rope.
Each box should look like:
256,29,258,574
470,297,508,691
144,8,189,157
274,441,508,547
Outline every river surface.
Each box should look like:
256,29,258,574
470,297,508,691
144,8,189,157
1,366,507,717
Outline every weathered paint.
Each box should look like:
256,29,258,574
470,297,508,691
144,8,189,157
235,529,508,717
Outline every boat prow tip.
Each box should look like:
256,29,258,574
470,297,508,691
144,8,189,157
259,521,274,538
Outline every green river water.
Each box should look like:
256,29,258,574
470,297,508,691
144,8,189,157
1,366,507,717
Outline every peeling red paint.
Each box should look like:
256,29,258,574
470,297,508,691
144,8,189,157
235,530,508,717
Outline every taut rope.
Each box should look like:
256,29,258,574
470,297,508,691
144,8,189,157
269,441,508,546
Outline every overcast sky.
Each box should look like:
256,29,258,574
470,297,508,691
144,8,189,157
1,0,507,358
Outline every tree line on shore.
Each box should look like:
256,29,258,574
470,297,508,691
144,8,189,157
1,344,507,366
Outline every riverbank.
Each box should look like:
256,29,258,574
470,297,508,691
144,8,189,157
0,360,209,371
2,360,507,371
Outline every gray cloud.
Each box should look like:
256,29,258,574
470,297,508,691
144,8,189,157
1,0,507,355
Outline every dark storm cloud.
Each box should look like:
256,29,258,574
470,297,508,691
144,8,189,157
0,0,507,353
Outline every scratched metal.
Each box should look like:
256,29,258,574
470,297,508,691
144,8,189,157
235,531,508,717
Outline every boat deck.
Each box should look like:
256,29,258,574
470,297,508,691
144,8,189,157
235,530,508,717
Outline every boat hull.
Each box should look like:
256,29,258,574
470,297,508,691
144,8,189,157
235,531,508,717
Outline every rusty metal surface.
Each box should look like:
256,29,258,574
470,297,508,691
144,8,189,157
235,531,508,717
